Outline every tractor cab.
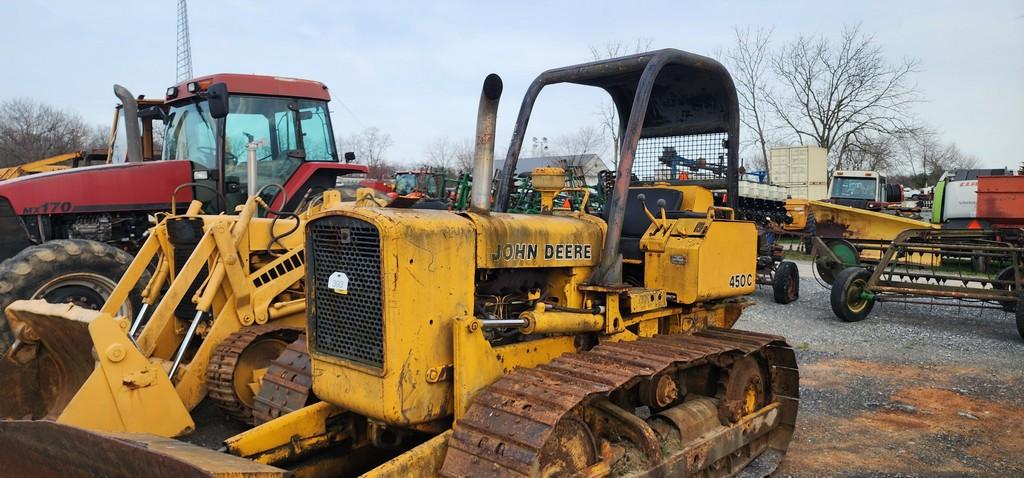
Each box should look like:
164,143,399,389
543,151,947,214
394,170,444,198
161,74,359,213
108,98,166,165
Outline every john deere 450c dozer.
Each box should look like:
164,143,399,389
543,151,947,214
0,49,799,477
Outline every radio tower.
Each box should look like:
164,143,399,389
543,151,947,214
175,0,193,82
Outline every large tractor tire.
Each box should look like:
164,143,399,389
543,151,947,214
773,260,800,304
0,240,143,354
830,267,875,322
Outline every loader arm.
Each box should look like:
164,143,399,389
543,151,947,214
1,196,313,436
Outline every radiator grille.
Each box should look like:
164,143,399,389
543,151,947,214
307,215,384,368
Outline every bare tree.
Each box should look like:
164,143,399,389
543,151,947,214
723,27,775,177
841,131,897,172
552,126,604,183
589,38,653,169
424,136,456,172
453,137,474,172
0,98,94,167
84,124,111,150
895,129,979,185
766,25,920,172
338,127,394,179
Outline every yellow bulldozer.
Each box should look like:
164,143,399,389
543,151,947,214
0,49,799,477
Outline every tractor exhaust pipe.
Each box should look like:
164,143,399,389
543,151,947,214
112,85,143,163
470,74,503,214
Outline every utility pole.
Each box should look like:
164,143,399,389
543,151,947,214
176,0,193,82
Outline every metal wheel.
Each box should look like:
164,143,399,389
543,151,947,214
538,415,599,477
207,327,301,424
232,337,291,410
32,272,131,318
830,267,875,322
813,239,859,285
719,355,767,424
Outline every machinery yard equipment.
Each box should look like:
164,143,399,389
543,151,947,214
830,227,1024,339
0,49,799,477
792,173,1024,285
0,74,368,353
0,194,317,433
783,196,939,285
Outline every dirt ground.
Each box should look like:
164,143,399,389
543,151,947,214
738,261,1024,477
776,357,1023,477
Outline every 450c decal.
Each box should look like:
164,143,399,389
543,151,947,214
728,273,753,288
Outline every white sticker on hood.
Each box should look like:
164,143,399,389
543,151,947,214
328,272,349,295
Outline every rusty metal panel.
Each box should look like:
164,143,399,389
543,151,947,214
625,287,668,313
978,175,1024,227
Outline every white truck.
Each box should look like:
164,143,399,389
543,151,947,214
827,170,903,210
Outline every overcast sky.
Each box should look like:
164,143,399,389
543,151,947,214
3,1,1021,169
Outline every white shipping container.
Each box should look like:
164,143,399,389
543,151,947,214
770,146,828,200
783,184,828,201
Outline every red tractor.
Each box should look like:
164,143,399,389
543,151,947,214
0,74,367,351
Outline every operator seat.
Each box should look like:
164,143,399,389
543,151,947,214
613,187,683,261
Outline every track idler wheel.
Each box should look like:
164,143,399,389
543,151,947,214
537,415,601,476
718,355,767,424
206,326,303,424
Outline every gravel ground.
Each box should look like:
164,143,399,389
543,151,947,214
738,260,1024,477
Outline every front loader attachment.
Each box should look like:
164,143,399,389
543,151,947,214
0,299,194,437
0,301,96,420
0,420,287,478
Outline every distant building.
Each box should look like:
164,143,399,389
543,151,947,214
494,154,609,185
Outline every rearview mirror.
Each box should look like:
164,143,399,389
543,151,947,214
343,151,356,163
207,83,229,119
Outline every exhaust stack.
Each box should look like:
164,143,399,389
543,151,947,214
112,85,143,163
470,74,503,214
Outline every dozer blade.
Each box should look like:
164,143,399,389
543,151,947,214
0,301,97,420
0,420,288,478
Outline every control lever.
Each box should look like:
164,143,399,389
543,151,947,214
637,194,670,232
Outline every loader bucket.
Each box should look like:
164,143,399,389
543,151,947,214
0,300,98,420
0,420,288,477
